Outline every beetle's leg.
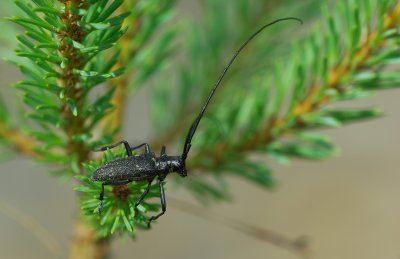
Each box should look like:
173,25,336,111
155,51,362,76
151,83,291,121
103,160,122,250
160,146,167,156
98,180,132,215
98,182,106,215
130,143,151,154
94,140,133,156
135,179,153,207
148,178,166,227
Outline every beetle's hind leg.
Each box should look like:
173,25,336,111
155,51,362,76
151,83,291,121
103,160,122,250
98,182,106,215
95,141,151,157
160,146,167,156
98,180,132,215
130,143,151,154
94,140,133,156
147,178,166,228
135,179,153,207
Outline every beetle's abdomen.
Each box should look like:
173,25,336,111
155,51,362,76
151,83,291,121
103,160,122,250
91,155,157,182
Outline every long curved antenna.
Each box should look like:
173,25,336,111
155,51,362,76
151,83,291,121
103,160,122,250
181,17,302,161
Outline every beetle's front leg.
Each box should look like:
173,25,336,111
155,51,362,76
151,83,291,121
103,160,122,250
147,178,166,227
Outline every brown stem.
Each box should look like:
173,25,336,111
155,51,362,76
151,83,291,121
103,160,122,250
57,1,108,258
58,0,89,164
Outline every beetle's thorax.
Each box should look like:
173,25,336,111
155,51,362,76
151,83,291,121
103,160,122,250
155,155,186,178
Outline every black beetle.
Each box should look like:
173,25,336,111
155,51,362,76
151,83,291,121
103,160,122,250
91,17,302,226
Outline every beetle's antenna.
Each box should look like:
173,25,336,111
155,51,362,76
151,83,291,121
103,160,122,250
181,17,302,161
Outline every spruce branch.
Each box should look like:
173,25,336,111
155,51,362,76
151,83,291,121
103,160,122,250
5,0,130,257
2,0,177,248
0,120,39,157
148,0,320,151
58,0,91,165
234,0,400,153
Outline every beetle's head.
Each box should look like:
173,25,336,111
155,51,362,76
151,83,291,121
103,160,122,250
178,166,187,177
170,156,187,177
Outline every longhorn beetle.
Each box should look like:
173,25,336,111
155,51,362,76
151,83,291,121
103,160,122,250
92,17,302,226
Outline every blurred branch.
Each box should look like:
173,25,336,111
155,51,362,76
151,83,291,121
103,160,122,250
106,4,142,134
190,1,400,166
0,200,63,257
170,198,311,259
105,0,176,137
149,0,318,148
0,120,38,157
152,0,400,203
70,218,109,259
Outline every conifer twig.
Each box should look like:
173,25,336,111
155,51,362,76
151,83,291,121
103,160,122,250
105,1,174,137
0,121,38,157
57,1,107,258
106,16,141,135
58,0,90,164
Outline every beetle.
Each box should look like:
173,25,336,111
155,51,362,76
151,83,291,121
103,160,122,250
92,17,302,226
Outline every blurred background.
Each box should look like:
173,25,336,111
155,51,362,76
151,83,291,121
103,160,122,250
1,0,400,259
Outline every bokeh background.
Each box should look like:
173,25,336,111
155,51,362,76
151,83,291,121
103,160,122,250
1,1,400,259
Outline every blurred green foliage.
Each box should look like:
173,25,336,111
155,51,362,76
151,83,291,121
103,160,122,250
0,0,399,240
